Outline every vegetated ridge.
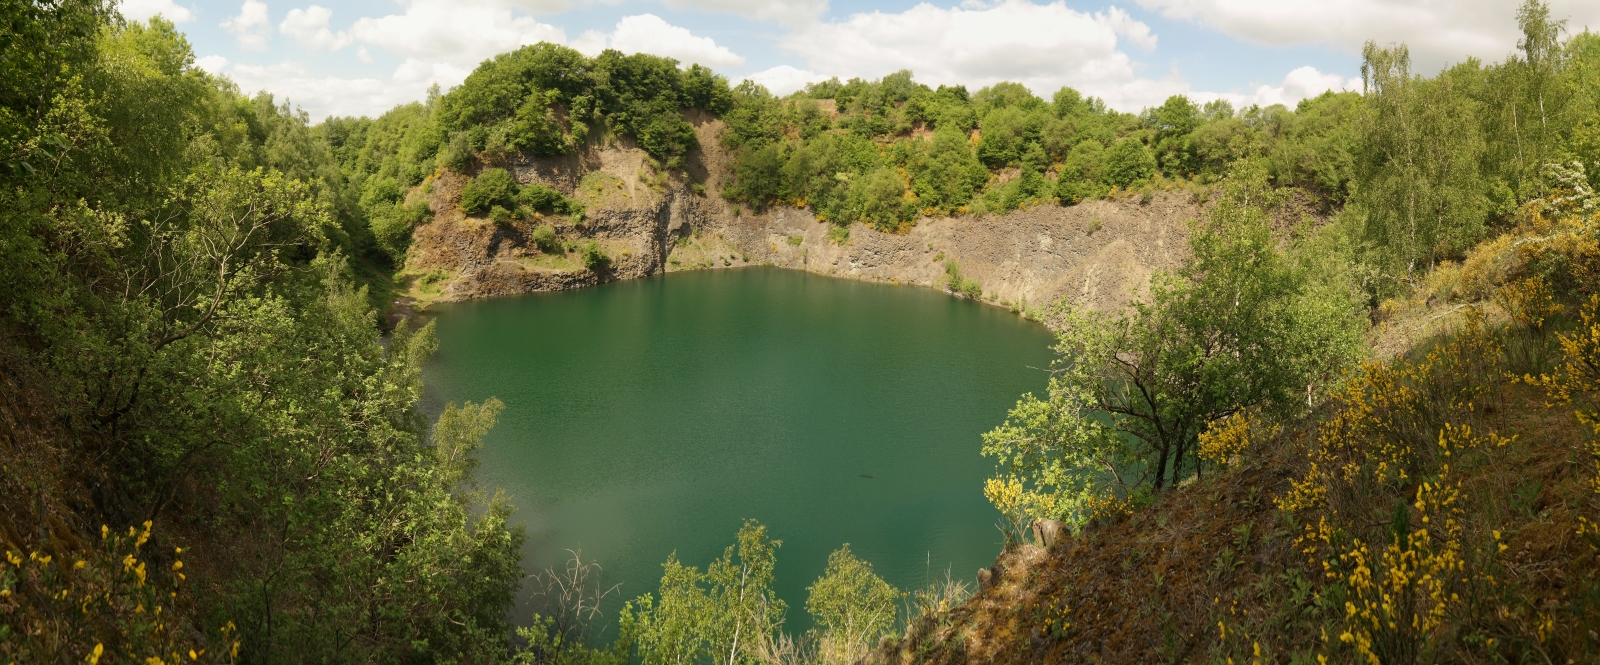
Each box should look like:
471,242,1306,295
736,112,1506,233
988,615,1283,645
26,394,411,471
4,0,1600,663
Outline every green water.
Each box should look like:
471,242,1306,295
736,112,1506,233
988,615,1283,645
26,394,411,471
422,267,1055,632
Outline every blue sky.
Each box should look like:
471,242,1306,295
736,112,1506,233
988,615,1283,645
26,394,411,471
121,0,1600,120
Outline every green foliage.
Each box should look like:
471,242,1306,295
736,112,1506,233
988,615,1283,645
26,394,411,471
945,261,982,299
369,200,432,261
720,72,1131,225
828,225,851,245
847,166,913,230
442,46,726,167
530,224,560,253
983,168,1364,529
1149,95,1202,176
0,9,525,661
1101,137,1157,188
490,204,513,224
519,180,584,219
1352,42,1490,279
1055,140,1108,203
621,521,786,665
461,166,518,214
581,240,610,271
987,142,1051,212
513,615,627,665
909,127,989,212
806,545,902,663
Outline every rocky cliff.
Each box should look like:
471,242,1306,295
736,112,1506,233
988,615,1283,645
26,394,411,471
400,118,1202,314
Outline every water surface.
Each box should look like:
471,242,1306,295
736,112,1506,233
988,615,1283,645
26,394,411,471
423,267,1055,631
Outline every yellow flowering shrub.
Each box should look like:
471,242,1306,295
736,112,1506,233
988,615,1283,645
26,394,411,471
0,521,235,664
1534,293,1600,495
1278,313,1519,663
1197,409,1278,469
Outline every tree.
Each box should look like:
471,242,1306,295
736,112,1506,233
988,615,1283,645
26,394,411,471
1354,41,1489,278
910,127,988,213
1150,95,1202,176
806,545,902,664
983,168,1363,528
1101,137,1156,188
623,521,786,665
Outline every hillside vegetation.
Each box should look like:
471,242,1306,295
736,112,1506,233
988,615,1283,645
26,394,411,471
3,0,1600,663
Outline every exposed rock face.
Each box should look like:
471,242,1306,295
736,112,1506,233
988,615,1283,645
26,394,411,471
403,118,1202,314
712,195,1195,313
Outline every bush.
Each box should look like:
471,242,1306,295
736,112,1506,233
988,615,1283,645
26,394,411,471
580,240,609,271
508,91,574,157
1055,179,1106,205
529,225,558,253
827,225,850,245
516,181,583,217
806,545,902,665
461,168,517,214
370,201,433,261
438,131,474,172
847,166,913,231
489,205,512,225
945,261,982,299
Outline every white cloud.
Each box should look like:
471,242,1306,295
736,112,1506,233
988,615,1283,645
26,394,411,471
740,65,828,96
211,59,428,119
1135,0,1600,75
504,0,575,11
661,0,829,25
119,0,194,23
281,5,352,51
572,30,610,56
574,14,744,68
778,0,1170,110
1102,6,1157,51
194,54,228,75
221,0,271,51
348,0,566,90
1221,66,1360,108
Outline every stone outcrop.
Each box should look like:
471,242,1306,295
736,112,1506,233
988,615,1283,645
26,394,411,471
402,117,1202,314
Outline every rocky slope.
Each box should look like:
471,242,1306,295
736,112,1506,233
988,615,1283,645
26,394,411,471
400,117,1202,314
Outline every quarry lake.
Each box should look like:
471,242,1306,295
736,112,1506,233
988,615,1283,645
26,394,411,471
422,267,1055,631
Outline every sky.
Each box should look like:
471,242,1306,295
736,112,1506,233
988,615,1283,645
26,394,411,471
120,0,1600,121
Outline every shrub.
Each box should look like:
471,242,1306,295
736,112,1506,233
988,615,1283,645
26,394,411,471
370,201,433,261
516,181,583,217
847,166,913,231
489,205,512,225
438,131,474,172
827,225,850,245
806,545,902,665
529,225,558,253
580,240,609,271
945,261,982,299
460,168,517,214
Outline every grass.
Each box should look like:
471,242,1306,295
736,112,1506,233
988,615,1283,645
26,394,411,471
828,225,851,245
577,171,626,206
517,253,581,272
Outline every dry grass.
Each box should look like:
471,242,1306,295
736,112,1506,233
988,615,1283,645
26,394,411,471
870,210,1600,665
